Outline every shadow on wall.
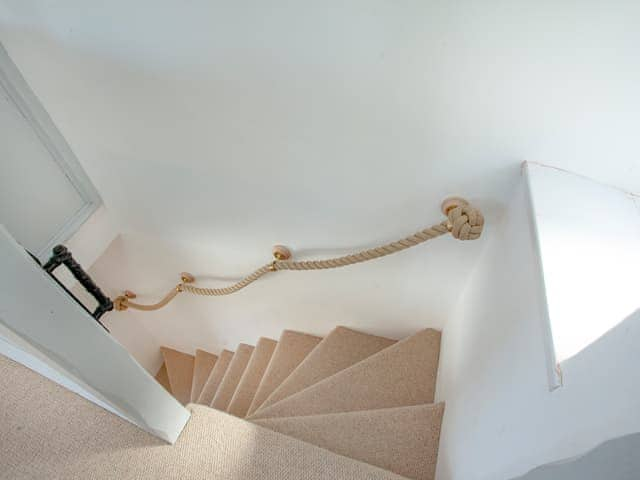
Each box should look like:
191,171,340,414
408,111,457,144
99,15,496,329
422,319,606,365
560,307,640,386
514,307,640,480
434,174,640,480
514,430,640,480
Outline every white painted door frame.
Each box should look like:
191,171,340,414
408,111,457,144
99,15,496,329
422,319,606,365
0,42,101,262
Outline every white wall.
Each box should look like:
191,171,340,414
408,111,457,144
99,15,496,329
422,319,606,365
1,3,637,459
46,204,120,296
514,432,640,480
63,205,119,270
2,1,640,374
526,163,640,364
435,176,640,480
88,220,488,373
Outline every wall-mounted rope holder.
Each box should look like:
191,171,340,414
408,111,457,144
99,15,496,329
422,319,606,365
114,197,484,312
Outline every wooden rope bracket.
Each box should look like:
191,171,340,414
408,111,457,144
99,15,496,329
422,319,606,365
441,196,469,215
272,245,292,261
114,272,195,311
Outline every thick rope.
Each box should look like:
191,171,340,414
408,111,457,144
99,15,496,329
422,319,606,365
114,286,181,311
181,222,450,296
115,202,483,310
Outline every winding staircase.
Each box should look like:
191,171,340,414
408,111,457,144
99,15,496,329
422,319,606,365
155,326,444,480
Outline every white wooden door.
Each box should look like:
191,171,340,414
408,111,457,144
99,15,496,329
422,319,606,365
0,227,190,443
0,44,100,261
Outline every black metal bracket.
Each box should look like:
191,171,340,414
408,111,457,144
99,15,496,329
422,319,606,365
41,245,113,331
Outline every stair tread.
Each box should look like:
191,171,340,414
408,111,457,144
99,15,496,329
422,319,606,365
154,362,172,393
1,354,407,480
249,328,440,420
160,347,195,405
227,337,278,418
197,349,234,405
190,349,218,403
256,326,396,414
253,403,444,480
211,343,255,411
247,330,322,417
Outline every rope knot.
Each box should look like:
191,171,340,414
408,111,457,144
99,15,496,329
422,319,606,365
447,204,484,240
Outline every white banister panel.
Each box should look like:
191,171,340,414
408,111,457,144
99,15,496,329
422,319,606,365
0,226,190,443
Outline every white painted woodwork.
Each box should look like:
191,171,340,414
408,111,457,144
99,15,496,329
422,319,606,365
0,86,84,253
0,44,101,261
0,226,190,443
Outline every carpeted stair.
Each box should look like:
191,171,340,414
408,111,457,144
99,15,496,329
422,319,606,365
156,326,444,480
254,326,397,414
0,354,408,480
249,328,440,420
154,361,171,393
197,349,234,405
253,403,445,480
227,337,278,418
190,349,218,402
247,330,322,416
159,346,195,405
211,343,254,411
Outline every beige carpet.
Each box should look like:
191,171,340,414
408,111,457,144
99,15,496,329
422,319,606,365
155,362,171,393
247,330,322,416
211,344,255,411
190,350,218,402
160,347,195,405
253,403,445,480
228,337,277,418
0,355,406,480
249,328,441,420
197,349,233,405
255,326,396,414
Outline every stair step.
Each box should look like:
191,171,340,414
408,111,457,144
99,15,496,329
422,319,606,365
255,326,396,414
211,344,255,411
246,330,322,417
227,337,278,418
253,403,444,480
154,362,172,393
1,354,410,480
197,349,234,405
160,347,195,405
190,349,218,403
249,329,440,420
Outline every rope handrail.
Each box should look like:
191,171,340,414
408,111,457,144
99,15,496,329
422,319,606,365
114,197,484,312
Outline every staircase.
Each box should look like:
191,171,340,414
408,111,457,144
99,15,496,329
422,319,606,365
156,326,444,480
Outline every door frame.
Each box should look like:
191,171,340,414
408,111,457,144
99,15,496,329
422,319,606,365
0,42,101,262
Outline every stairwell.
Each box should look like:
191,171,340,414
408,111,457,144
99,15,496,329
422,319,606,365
0,353,409,480
156,326,444,480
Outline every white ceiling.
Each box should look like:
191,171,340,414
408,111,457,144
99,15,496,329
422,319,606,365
1,1,639,360
2,1,639,241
